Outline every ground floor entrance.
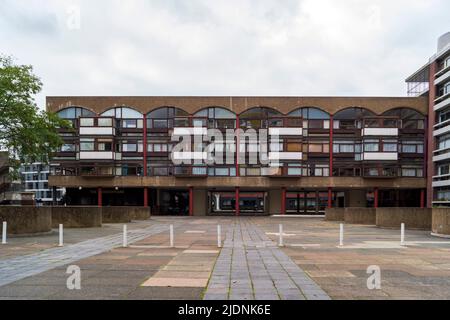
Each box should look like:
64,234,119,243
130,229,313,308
61,187,426,216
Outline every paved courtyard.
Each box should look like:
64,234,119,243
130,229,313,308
0,216,450,299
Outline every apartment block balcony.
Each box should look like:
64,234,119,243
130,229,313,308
434,93,450,111
433,147,450,162
172,165,207,177
79,151,115,160
362,128,399,136
433,119,450,137
79,117,115,136
363,152,398,161
432,173,450,187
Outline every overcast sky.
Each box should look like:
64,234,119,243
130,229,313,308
1,0,449,109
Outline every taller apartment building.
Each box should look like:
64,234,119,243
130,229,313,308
406,32,450,207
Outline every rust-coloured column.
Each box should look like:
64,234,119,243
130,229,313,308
327,187,332,208
329,115,333,175
235,115,240,177
189,187,194,216
235,187,240,216
374,188,379,208
97,187,102,207
420,189,425,208
144,187,148,207
426,61,437,208
281,187,286,215
143,115,148,176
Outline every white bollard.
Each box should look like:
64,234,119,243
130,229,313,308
217,225,222,248
2,222,6,244
58,224,64,247
400,223,405,245
170,224,174,248
279,224,284,247
123,224,128,248
339,223,344,246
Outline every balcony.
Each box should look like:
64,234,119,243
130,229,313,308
434,92,450,111
268,127,303,136
363,152,398,161
79,117,115,136
432,173,450,187
433,147,450,162
268,152,302,161
434,119,450,137
362,128,398,136
79,151,115,160
435,68,450,85
173,127,207,136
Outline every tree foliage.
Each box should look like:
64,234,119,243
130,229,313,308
0,55,71,177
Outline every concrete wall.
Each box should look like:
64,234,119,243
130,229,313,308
193,189,207,216
269,190,282,214
127,207,151,220
325,207,375,224
325,208,345,221
376,208,432,230
51,206,102,228
344,208,376,225
101,207,132,223
0,206,52,235
432,208,450,236
348,190,367,207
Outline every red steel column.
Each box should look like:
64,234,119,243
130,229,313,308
144,187,148,207
189,187,194,216
328,187,332,208
235,187,240,216
420,189,425,208
236,115,240,177
374,188,379,208
143,115,148,176
97,187,102,207
281,187,286,215
426,61,437,208
329,115,333,175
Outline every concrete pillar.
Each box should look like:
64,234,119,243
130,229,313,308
420,189,425,208
281,187,286,215
193,189,207,216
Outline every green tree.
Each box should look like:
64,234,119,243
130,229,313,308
0,55,71,177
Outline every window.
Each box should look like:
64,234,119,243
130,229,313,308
401,141,424,153
438,134,450,150
383,140,397,152
61,144,75,152
364,140,379,152
80,118,94,126
98,118,112,126
80,139,94,151
122,119,137,128
148,144,169,152
98,140,112,151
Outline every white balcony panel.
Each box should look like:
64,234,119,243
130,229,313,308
435,69,450,85
79,151,114,160
432,179,450,188
79,127,114,135
173,127,207,136
434,124,450,137
362,128,398,136
363,152,398,161
433,151,450,162
434,95,450,111
268,152,302,160
172,152,207,160
269,127,303,136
